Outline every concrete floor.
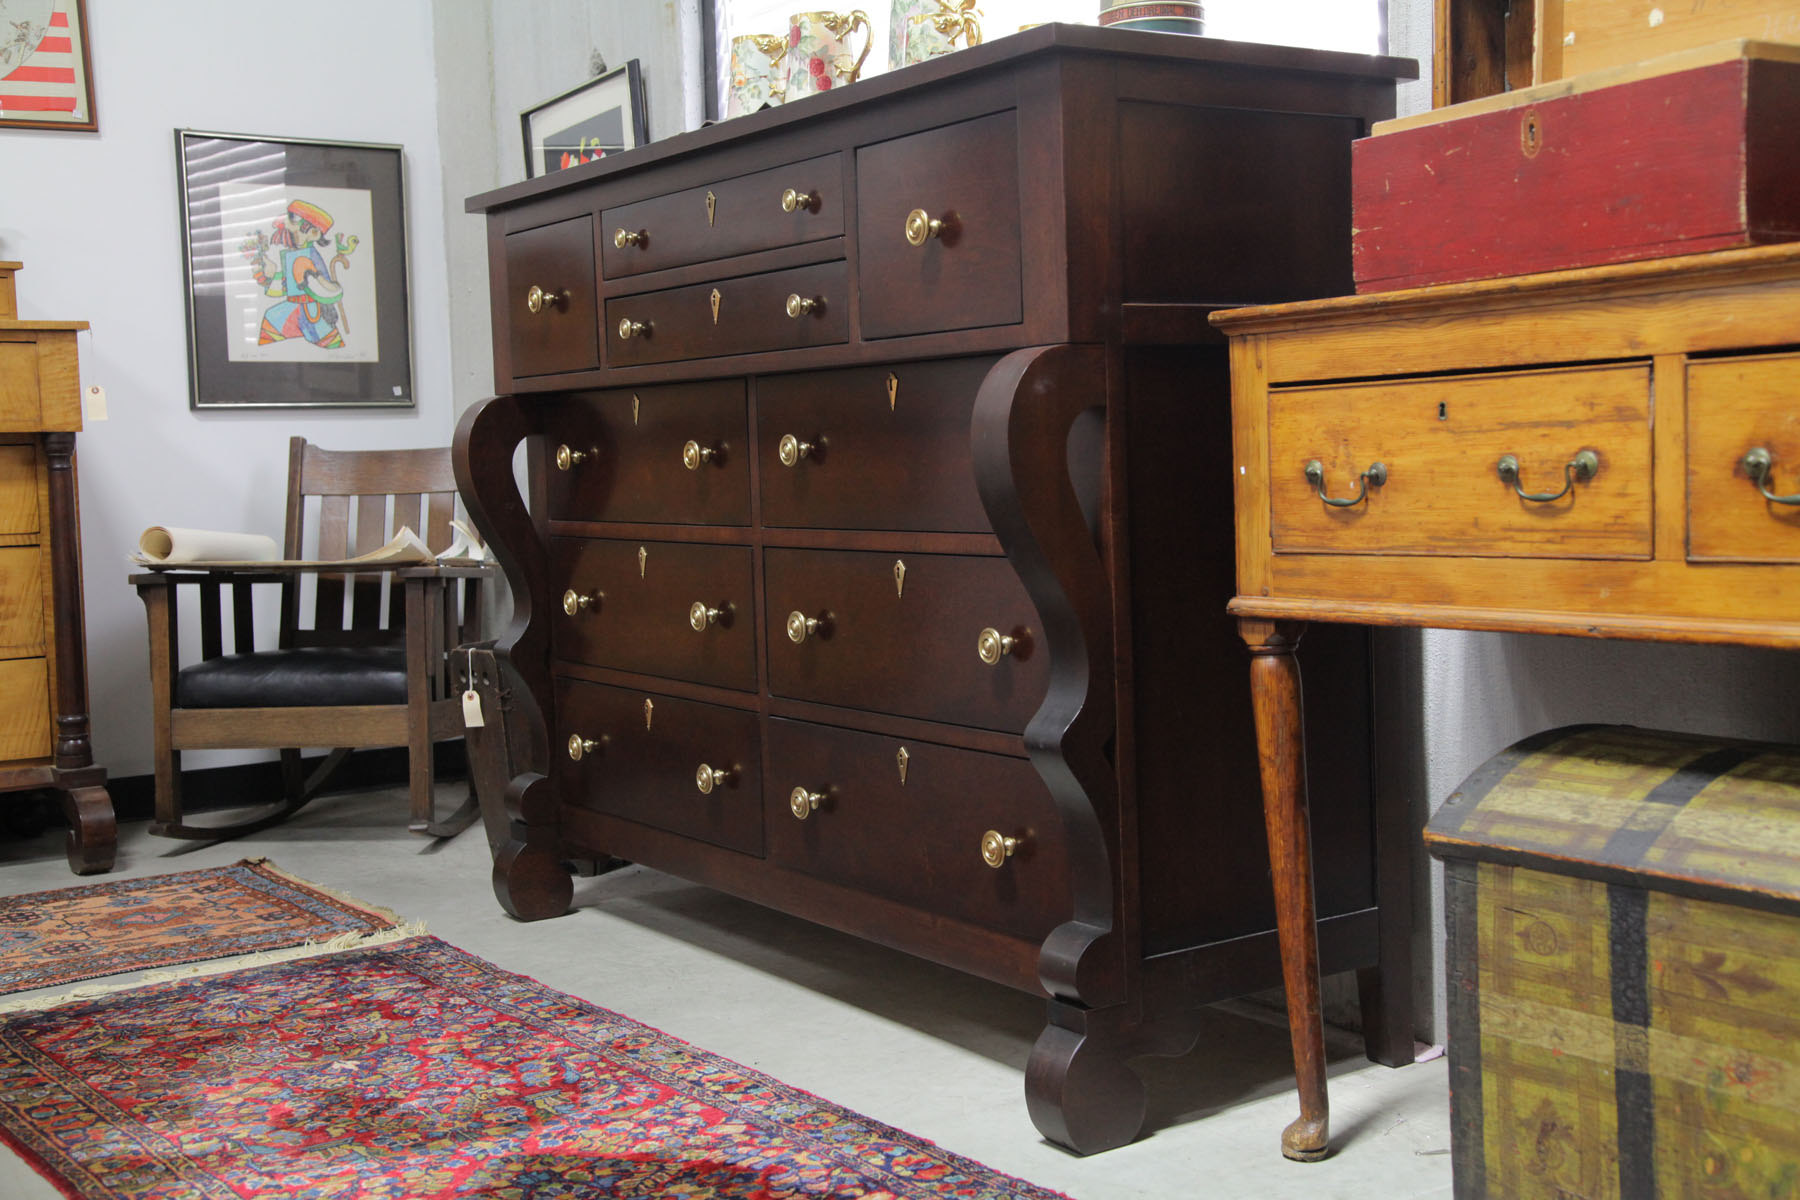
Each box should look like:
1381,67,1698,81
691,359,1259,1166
0,785,1452,1199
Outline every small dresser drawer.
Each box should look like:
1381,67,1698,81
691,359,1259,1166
1269,363,1653,558
765,548,1044,732
757,357,999,532
0,343,42,427
1687,352,1800,562
0,546,44,655
607,261,849,366
504,217,600,378
553,538,756,691
558,679,762,856
857,111,1022,339
601,153,845,278
545,381,750,526
765,719,1070,941
0,444,40,536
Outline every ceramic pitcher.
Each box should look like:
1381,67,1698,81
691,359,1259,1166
784,10,872,101
726,32,789,117
889,0,982,70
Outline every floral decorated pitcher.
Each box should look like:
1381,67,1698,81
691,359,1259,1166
785,10,872,100
889,0,982,70
726,32,789,117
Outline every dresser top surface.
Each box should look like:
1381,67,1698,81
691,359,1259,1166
468,23,1416,215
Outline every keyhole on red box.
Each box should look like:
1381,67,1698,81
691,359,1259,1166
1521,109,1543,158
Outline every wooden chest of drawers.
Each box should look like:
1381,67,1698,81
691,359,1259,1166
1215,241,1800,1161
459,25,1414,1153
0,262,114,873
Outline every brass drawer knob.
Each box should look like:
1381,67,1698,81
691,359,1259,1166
696,763,733,794
977,627,1017,666
981,830,1021,868
567,734,598,762
618,317,648,340
614,228,644,249
1497,449,1599,503
904,208,947,246
554,444,588,471
682,440,720,470
778,434,815,467
689,601,724,632
786,293,820,319
786,610,825,643
780,187,816,214
789,786,825,819
1305,459,1386,508
526,285,563,315
562,589,598,616
1742,448,1800,505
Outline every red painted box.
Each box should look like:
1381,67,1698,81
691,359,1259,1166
1352,41,1800,292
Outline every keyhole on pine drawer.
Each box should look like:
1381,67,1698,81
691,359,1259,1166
1438,402,1447,421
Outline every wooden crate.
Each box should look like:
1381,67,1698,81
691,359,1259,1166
1425,725,1800,1198
1353,41,1800,292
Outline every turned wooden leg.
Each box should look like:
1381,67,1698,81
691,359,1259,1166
1241,617,1329,1161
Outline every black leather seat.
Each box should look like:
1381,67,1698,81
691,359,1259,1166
175,647,409,709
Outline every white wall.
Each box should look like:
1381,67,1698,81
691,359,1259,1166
0,0,458,778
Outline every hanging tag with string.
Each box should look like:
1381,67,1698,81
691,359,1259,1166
461,646,485,727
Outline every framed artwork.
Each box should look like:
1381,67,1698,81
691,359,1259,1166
0,0,97,132
521,61,647,179
176,130,413,410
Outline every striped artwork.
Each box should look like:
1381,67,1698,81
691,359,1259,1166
0,0,96,131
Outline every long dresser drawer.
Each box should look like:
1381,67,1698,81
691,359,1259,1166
1269,362,1654,558
557,679,763,855
503,217,600,378
545,381,750,525
606,261,849,367
552,538,756,691
601,153,844,278
764,547,1044,732
757,357,998,532
764,718,1070,941
1687,351,1800,563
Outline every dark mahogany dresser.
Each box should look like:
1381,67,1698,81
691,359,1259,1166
458,24,1415,1153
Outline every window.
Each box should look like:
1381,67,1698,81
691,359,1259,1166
707,1,1385,119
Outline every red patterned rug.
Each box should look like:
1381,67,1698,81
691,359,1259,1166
0,859,409,995
0,936,1069,1199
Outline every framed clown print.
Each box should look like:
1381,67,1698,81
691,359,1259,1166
176,130,413,409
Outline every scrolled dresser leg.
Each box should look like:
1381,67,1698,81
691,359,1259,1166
1025,1004,1152,1155
58,783,116,875
493,838,573,921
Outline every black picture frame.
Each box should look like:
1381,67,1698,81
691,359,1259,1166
520,60,648,179
176,129,414,410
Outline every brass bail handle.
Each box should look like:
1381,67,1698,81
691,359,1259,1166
981,829,1021,869
1743,447,1800,505
1497,449,1599,503
1305,459,1386,508
526,285,562,315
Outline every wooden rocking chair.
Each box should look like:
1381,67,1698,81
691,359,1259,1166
131,438,490,840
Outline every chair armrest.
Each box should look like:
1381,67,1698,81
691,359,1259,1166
393,563,495,580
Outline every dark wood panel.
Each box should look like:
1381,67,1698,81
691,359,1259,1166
757,356,1000,532
606,261,849,367
763,547,1045,733
544,381,751,526
764,718,1070,941
601,153,845,278
552,537,757,691
857,111,1023,339
504,217,600,376
557,678,763,855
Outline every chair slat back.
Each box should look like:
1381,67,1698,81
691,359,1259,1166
283,438,464,648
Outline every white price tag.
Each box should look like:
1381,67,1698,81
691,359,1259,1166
462,688,485,727
85,384,107,421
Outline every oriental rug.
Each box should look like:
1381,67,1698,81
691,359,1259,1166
0,936,1070,1200
0,859,411,996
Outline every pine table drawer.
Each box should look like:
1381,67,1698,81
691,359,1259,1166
558,679,763,856
1268,363,1653,559
765,718,1070,941
606,261,848,367
503,217,600,378
544,381,750,526
756,356,999,533
552,537,756,691
857,111,1022,340
1687,352,1800,563
600,153,844,278
764,547,1044,733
